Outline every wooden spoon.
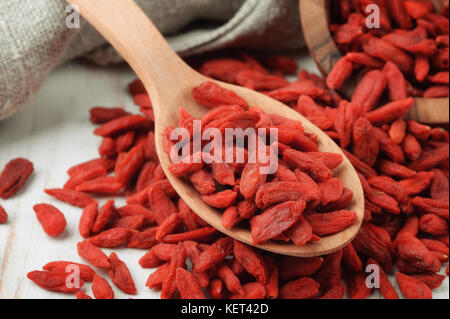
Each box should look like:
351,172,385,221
300,0,449,125
67,0,364,257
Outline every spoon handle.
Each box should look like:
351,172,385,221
66,0,190,97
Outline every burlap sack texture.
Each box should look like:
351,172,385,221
0,0,304,121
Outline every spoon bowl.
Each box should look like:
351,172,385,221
67,0,364,257
299,0,449,125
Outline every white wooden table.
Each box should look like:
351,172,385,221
0,58,448,299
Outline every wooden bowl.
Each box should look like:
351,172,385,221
299,0,449,125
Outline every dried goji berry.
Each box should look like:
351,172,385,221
108,252,136,295
285,215,314,246
67,158,114,176
189,169,216,195
88,228,136,248
27,270,84,294
412,197,449,220
175,268,206,299
117,204,154,224
415,56,430,82
419,214,449,236
77,241,111,269
145,263,170,289
92,199,115,233
240,163,267,200
378,159,417,179
342,243,363,273
233,240,268,284
345,272,373,299
343,150,377,178
319,282,346,299
126,227,158,250
307,210,357,237
0,204,8,224
346,52,384,68
250,201,306,244
400,171,435,196
279,256,323,282
92,275,114,299
362,35,414,72
201,190,238,209
402,134,422,161
94,114,151,137
283,149,332,181
320,177,345,206
352,70,386,112
192,81,248,109
237,198,258,219
430,169,449,202
33,204,67,237
256,181,319,210
64,165,107,190
162,243,187,299
397,216,420,238
383,62,408,102
230,282,267,299
366,98,414,126
374,127,406,164
76,177,124,195
389,119,407,145
395,233,441,273
265,55,298,75
99,137,116,158
161,227,218,243
134,94,152,108
267,81,328,103
44,188,96,208
216,263,245,295
155,213,182,241
90,107,129,124
279,277,320,299
115,145,145,184
396,272,432,299
410,273,446,290
128,79,146,96
194,238,233,273
76,291,93,299
326,57,354,90
0,158,33,199
315,250,343,290
353,224,393,272
43,261,96,282
168,157,203,178
409,145,449,171
148,184,177,225
209,278,225,299
222,206,242,230
367,259,399,299
111,215,145,230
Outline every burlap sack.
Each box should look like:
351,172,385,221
0,0,304,121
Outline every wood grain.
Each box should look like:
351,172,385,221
67,0,364,257
299,0,449,124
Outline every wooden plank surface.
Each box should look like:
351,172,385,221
0,59,448,299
